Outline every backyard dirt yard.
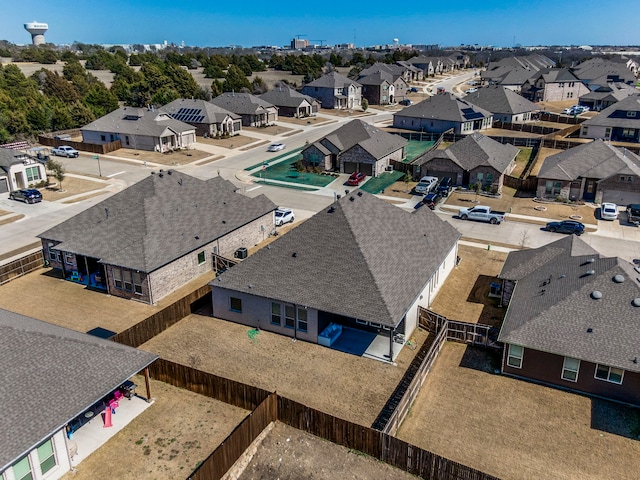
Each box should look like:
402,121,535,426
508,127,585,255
62,377,248,480
443,187,598,225
197,134,259,149
236,422,420,480
141,313,431,427
106,147,211,166
40,175,109,202
429,244,508,326
0,268,216,333
398,343,640,480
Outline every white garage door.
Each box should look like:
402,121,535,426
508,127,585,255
602,190,640,205
0,177,8,194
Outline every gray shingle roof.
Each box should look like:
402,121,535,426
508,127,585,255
581,94,640,129
395,94,492,123
357,71,394,86
306,119,407,160
38,174,276,272
162,98,241,124
0,147,29,170
412,133,519,174
257,86,317,108
538,139,640,181
210,93,277,115
81,107,195,136
498,236,640,373
212,192,461,327
572,58,637,84
0,308,158,471
303,71,361,89
465,86,539,115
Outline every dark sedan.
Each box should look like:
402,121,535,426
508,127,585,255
545,220,585,235
9,188,42,204
422,192,443,210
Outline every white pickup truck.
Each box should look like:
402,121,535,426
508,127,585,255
51,145,79,158
458,205,506,224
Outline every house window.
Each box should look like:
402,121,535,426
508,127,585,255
284,305,295,329
48,246,60,262
123,270,132,291
229,297,242,313
545,181,561,196
125,136,130,146
595,364,624,384
197,251,205,265
37,438,57,474
25,166,41,183
271,302,281,325
627,111,637,118
297,307,308,332
12,455,33,480
64,252,74,265
567,92,573,98
113,267,122,289
132,271,143,295
507,344,523,368
559,83,564,87
605,128,611,138
582,126,588,136
562,357,580,382
356,319,367,325
101,135,106,141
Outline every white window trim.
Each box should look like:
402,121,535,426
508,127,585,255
197,251,206,265
594,364,624,385
561,357,580,382
270,302,281,326
64,252,74,265
507,344,523,369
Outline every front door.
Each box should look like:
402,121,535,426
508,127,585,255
583,179,596,201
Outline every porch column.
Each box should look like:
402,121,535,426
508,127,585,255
388,328,394,362
144,368,152,402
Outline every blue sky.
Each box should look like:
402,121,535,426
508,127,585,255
3,0,638,48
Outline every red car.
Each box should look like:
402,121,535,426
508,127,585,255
347,172,366,186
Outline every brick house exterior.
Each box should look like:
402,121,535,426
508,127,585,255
521,68,589,103
0,147,47,194
301,72,362,110
39,173,276,304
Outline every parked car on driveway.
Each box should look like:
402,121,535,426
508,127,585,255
414,176,438,194
436,177,453,195
267,143,285,152
399,99,413,106
422,192,443,210
458,205,506,224
627,204,640,225
545,220,585,235
347,172,366,186
408,87,419,93
274,207,295,226
51,145,79,158
9,188,42,204
600,202,618,221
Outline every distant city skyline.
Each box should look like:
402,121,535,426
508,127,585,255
3,0,639,49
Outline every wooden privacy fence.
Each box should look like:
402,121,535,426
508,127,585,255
503,175,538,191
539,112,584,125
419,308,501,349
492,121,558,135
111,283,211,348
0,250,44,285
148,358,500,480
38,134,122,154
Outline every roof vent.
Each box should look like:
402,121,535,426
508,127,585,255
613,274,625,283
194,236,199,240
632,298,640,307
591,291,603,300
150,171,156,175
292,252,297,258
357,191,363,197
167,170,173,175
559,274,566,279
345,190,350,195
328,206,335,213
586,270,595,276
336,194,341,200
159,169,164,173
586,258,595,264
158,173,164,178
222,220,226,224
349,196,355,202
587,327,593,333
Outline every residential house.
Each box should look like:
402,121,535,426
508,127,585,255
210,192,461,362
39,173,277,304
81,107,196,152
358,70,408,105
411,132,518,189
406,56,440,76
536,139,640,204
465,85,540,123
521,68,589,102
301,119,407,175
498,236,640,406
579,95,640,143
301,71,362,109
162,98,241,137
359,62,417,84
395,60,425,81
392,94,493,135
0,308,157,480
257,86,319,117
579,83,638,112
0,147,47,194
210,93,278,127
571,58,637,87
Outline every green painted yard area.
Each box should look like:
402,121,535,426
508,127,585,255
404,140,435,163
360,170,404,194
251,153,337,187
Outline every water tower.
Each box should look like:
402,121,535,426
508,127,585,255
24,21,48,46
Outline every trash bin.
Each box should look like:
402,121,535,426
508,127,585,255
234,247,248,260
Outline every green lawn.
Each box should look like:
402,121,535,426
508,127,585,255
510,147,534,179
250,154,337,187
360,171,404,194
404,141,436,163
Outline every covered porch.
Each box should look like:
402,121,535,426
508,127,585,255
62,253,107,291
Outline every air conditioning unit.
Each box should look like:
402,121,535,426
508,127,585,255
234,247,248,260
385,165,393,172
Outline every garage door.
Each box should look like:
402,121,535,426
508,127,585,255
343,162,358,174
602,190,640,205
0,178,8,194
360,163,373,176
